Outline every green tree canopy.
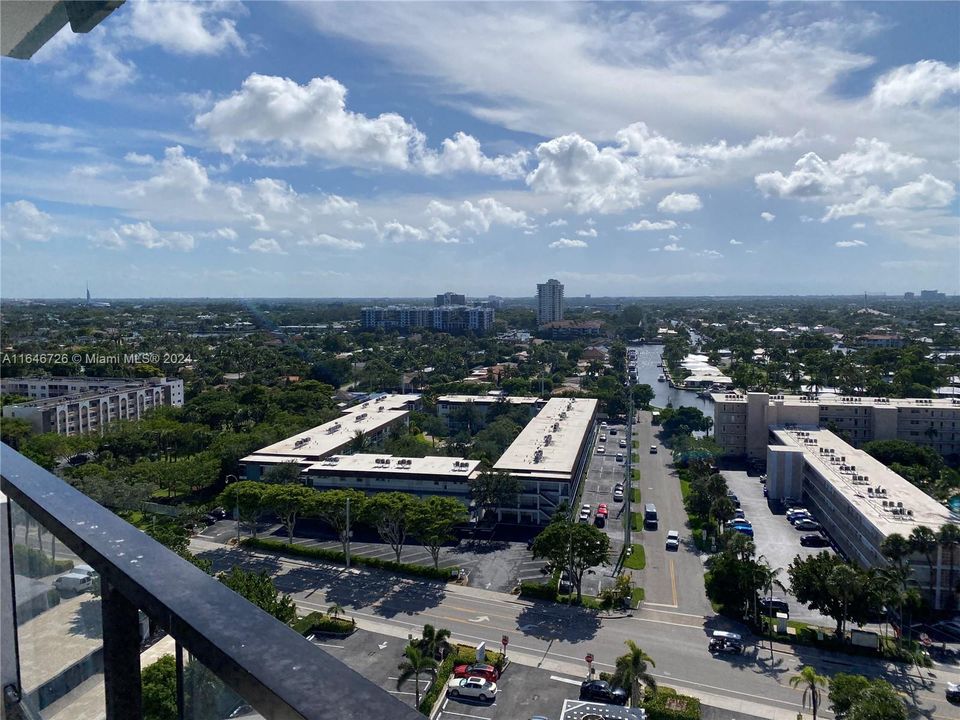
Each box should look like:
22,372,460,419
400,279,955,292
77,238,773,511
410,496,468,569
531,521,610,602
262,484,316,543
217,566,297,625
364,492,419,563
313,489,368,558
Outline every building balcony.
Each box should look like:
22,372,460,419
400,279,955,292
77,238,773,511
1,443,422,720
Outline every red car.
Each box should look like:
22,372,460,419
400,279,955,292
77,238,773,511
597,504,609,517
452,663,499,682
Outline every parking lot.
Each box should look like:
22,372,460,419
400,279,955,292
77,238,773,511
311,627,585,719
721,469,834,624
199,520,550,594
578,421,631,596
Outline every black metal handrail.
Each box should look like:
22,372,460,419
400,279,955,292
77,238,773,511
1,443,422,720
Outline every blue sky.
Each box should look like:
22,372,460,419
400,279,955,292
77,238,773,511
1,1,958,298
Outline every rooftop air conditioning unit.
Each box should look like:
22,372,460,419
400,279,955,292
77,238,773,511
897,502,903,507
882,500,888,507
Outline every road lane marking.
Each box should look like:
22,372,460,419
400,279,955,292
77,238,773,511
670,558,678,607
550,675,583,686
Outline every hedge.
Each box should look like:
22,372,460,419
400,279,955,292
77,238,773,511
519,581,558,601
242,538,456,581
644,687,701,720
293,611,355,636
13,545,74,578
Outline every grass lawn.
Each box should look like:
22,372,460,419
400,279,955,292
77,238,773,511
679,478,691,501
631,512,644,531
632,440,639,449
630,487,642,503
631,468,640,482
623,544,646,570
631,587,645,606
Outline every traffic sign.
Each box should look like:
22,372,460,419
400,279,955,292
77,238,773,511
501,635,509,647
585,653,594,664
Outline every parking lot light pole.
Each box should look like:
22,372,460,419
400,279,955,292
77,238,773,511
226,474,240,543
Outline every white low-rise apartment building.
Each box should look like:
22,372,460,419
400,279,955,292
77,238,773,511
493,397,598,524
713,391,960,459
767,427,959,610
1,376,184,435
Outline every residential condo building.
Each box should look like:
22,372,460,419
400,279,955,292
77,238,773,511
767,427,959,609
536,278,564,326
1,377,184,435
436,394,545,431
360,304,495,334
435,291,467,306
713,391,960,459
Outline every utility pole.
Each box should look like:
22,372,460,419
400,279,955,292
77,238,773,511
345,496,351,569
624,377,635,552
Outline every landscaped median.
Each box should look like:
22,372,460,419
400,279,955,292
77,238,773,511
419,643,505,716
240,537,458,581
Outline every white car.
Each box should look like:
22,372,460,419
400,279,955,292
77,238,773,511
447,677,498,700
596,446,605,454
613,488,624,501
665,530,680,551
619,439,627,448
599,435,607,442
579,504,591,522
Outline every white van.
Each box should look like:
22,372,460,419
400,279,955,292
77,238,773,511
55,572,94,594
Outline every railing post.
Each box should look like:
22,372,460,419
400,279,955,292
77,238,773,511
101,582,142,720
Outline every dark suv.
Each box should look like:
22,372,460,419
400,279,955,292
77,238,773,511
580,680,628,705
759,597,790,616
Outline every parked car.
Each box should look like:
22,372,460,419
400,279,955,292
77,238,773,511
596,446,605,454
597,503,608,517
732,525,754,537
726,492,740,508
665,530,680,551
649,445,658,454
579,680,628,705
616,453,624,462
447,677,498,700
609,429,617,435
800,534,830,548
453,664,499,682
794,519,821,531
55,573,94,594
786,508,810,520
947,682,960,703
613,488,624,502
599,435,607,442
619,439,627,448
208,507,228,520
733,509,746,520
759,597,790,616
579,505,591,522
730,519,752,528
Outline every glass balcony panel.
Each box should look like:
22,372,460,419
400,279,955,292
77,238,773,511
9,500,105,720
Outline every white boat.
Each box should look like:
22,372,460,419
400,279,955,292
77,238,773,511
657,375,665,382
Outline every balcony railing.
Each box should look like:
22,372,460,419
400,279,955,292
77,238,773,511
1,443,423,720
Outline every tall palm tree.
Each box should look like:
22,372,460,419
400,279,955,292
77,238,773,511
418,624,452,660
789,666,827,720
327,603,345,620
909,525,938,598
348,429,368,453
611,640,656,707
396,645,438,708
938,524,960,610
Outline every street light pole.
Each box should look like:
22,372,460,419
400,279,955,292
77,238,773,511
226,474,240,543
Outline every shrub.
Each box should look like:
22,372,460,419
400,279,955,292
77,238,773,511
13,544,74,578
519,581,558,601
242,538,456,581
417,643,503,715
644,686,701,720
292,611,355,636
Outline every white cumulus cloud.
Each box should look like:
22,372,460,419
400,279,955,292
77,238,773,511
729,238,743,245
249,237,286,254
549,238,589,249
1,200,57,243
297,233,364,250
835,239,868,248
872,60,960,107
126,1,246,55
576,228,598,237
657,192,702,213
760,212,775,222
620,219,677,231
663,242,685,252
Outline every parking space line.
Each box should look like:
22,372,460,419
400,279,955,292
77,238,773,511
440,707,497,718
550,675,582,686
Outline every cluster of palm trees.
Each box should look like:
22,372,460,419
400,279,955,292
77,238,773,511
396,624,452,707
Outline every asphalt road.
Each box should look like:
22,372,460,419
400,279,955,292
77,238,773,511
192,537,960,720
633,411,714,616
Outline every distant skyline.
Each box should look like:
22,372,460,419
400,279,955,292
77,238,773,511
1,2,958,298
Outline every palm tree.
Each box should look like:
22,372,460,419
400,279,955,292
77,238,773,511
327,603,345,620
611,640,656,707
938,524,960,610
396,645,438,708
908,525,938,598
349,429,368,453
789,666,827,720
417,624,452,660
754,557,786,651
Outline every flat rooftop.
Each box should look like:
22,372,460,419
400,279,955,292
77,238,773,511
494,397,597,479
437,394,542,405
772,427,955,535
711,392,960,410
245,394,420,460
307,453,481,478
